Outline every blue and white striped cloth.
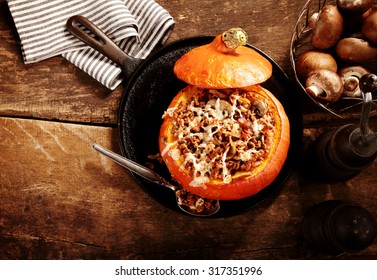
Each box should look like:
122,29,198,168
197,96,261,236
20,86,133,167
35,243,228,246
6,0,175,89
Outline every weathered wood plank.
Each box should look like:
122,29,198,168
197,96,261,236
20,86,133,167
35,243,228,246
1,0,377,260
0,0,316,125
0,117,303,259
0,2,123,124
1,117,377,259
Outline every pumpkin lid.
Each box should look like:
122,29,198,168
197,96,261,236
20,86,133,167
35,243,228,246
174,28,273,89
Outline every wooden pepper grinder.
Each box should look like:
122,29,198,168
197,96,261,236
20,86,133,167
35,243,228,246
305,74,377,182
303,200,377,255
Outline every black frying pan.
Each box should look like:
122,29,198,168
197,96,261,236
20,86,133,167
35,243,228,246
67,16,302,217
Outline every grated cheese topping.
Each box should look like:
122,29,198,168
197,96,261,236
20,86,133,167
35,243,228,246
162,87,276,186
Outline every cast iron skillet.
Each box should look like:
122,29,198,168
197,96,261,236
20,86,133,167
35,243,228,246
118,37,302,217
67,15,302,217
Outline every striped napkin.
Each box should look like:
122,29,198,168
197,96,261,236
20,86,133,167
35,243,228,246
6,0,175,89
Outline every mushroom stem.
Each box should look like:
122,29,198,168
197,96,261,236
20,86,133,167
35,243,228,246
344,76,359,90
339,66,370,97
306,85,325,97
305,69,344,103
308,12,319,29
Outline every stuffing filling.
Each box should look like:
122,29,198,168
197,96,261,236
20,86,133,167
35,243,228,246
162,87,276,186
175,188,218,214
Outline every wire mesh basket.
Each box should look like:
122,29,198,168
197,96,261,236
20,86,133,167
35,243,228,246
290,0,377,118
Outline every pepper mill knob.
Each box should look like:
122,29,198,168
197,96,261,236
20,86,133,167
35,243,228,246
359,74,377,93
303,200,377,255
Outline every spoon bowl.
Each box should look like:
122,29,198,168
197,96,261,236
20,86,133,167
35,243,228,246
92,144,220,217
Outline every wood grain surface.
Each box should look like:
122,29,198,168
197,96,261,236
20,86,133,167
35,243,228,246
1,0,377,260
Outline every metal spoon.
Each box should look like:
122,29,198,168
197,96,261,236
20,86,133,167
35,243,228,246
92,144,220,217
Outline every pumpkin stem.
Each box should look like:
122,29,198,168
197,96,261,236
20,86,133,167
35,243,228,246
222,28,248,49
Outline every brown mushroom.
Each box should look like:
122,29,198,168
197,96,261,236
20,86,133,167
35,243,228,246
336,37,377,63
296,50,338,80
338,66,371,97
249,96,268,117
362,11,377,45
342,8,373,35
305,69,344,104
206,99,233,120
336,0,373,15
311,5,344,49
226,137,237,160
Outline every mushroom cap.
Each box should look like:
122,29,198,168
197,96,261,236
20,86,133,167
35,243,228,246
362,11,377,45
174,29,272,89
342,8,373,34
305,69,344,104
296,50,338,80
337,0,373,14
311,5,344,49
336,37,377,63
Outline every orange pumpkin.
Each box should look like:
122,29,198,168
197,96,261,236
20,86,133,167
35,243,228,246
159,28,290,200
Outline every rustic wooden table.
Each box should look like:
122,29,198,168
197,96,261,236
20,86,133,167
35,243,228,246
1,0,377,260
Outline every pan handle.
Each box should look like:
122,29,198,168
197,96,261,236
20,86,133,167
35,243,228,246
66,15,140,78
